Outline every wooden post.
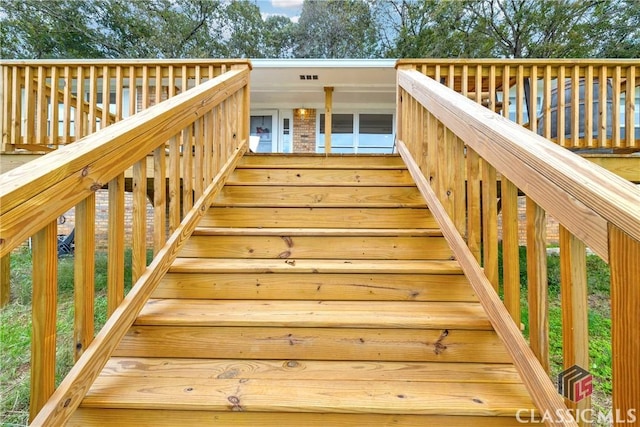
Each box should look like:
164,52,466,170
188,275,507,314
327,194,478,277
107,174,125,316
30,221,58,422
74,195,95,361
324,86,333,154
608,224,640,426
0,254,9,307
560,225,590,425
502,178,520,324
526,197,549,372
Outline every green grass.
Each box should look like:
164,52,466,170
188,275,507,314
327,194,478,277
499,245,613,422
1,246,613,425
0,247,140,426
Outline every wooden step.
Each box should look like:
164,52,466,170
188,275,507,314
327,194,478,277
227,168,415,186
153,272,476,302
238,154,407,169
136,300,492,330
202,207,438,228
75,358,534,422
213,185,425,207
180,234,453,260
168,258,463,274
69,410,532,427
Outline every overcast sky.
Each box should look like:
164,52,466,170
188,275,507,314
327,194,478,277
256,0,303,23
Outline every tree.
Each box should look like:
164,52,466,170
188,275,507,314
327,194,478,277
0,0,103,58
263,15,296,58
294,0,379,58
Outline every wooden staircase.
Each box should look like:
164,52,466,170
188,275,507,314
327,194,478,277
68,154,537,426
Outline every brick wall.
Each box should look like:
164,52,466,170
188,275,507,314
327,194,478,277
293,109,316,153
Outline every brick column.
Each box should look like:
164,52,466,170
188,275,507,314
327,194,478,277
293,108,316,153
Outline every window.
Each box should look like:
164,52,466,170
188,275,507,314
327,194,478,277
318,113,394,154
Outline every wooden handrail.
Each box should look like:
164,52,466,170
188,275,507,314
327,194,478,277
0,63,251,425
397,68,640,256
397,67,640,426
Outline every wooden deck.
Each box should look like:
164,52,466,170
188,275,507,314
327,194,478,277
67,154,536,426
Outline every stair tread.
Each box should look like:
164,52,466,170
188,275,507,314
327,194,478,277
227,168,415,186
98,358,522,383
239,154,407,169
81,375,535,416
169,258,463,274
213,185,425,208
136,300,492,330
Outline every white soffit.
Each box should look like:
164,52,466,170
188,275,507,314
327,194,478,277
250,59,397,108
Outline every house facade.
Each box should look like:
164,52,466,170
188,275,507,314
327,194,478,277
249,59,397,154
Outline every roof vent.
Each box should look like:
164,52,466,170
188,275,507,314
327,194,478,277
299,75,319,80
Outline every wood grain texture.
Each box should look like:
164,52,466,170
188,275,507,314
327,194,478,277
180,234,452,260
201,207,437,229
227,168,415,186
153,272,476,302
30,221,58,422
238,153,406,169
69,409,532,426
115,326,510,363
213,185,425,208
75,194,96,361
135,300,492,330
501,178,520,325
608,224,640,426
0,254,9,308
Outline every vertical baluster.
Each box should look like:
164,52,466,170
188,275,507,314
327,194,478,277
571,65,580,148
168,134,181,234
129,65,136,117
88,65,98,134
502,64,511,119
193,117,204,199
526,197,549,372
516,65,525,125
1,66,10,151
481,159,498,291
153,143,166,255
612,65,621,147
204,108,213,183
36,66,47,146
181,67,193,215
625,65,636,148
132,159,147,283
24,66,35,145
107,173,125,316
557,65,566,147
50,66,59,146
115,66,123,122
29,221,58,422
142,66,149,110
74,194,95,361
599,65,608,147
502,178,520,324
543,65,552,139
530,65,538,134
63,66,71,143
488,65,497,112
76,65,85,140
585,65,594,148
559,225,590,422
0,254,9,307
10,66,21,147
102,65,110,128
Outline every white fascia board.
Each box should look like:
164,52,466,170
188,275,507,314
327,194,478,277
251,58,397,69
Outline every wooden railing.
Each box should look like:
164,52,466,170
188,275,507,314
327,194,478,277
397,59,640,151
397,66,640,426
0,62,251,426
0,59,251,152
